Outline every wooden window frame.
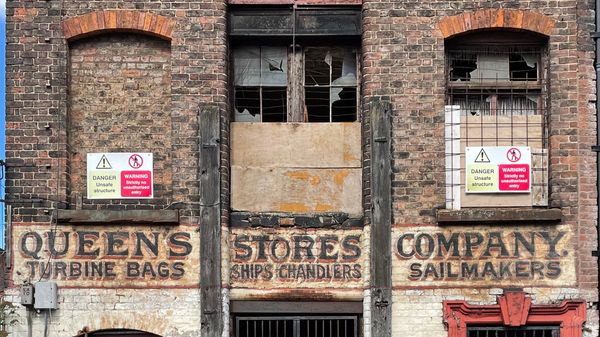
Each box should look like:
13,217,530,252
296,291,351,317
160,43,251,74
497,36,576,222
232,43,361,123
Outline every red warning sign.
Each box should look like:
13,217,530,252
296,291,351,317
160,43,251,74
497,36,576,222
120,170,153,197
499,164,530,191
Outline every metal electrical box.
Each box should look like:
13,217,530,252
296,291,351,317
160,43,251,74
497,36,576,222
34,282,58,309
20,284,34,306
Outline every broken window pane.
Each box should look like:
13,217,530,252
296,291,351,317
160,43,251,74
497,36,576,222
234,47,261,86
509,54,538,81
449,53,477,81
305,47,357,122
262,87,287,122
331,87,356,122
234,87,261,122
261,46,287,86
306,87,330,122
469,54,510,81
305,48,330,86
449,51,538,82
332,49,357,85
233,46,288,122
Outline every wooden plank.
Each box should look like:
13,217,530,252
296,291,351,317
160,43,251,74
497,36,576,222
56,209,179,225
231,122,361,168
231,166,362,215
230,211,364,228
288,46,304,122
370,99,392,337
199,106,222,337
436,208,562,223
231,301,363,313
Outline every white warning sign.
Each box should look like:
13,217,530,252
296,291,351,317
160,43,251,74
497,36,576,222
466,147,531,193
87,153,153,199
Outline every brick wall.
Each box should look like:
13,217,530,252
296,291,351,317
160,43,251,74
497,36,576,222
4,288,201,337
6,1,228,224
68,34,172,207
5,0,599,336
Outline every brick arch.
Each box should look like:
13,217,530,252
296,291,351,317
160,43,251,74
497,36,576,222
438,9,555,39
62,10,174,42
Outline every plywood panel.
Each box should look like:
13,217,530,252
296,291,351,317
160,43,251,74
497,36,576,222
231,122,361,168
231,167,362,215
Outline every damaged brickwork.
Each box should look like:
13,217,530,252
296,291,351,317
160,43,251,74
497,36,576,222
4,0,599,337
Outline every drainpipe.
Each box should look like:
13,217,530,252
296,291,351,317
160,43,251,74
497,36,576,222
593,0,600,331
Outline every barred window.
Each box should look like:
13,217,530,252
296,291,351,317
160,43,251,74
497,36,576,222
444,31,549,209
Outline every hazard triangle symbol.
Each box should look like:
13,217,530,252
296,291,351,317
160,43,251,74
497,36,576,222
96,155,112,169
474,149,490,163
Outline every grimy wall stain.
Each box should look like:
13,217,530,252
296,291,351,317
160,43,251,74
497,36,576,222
4,0,599,337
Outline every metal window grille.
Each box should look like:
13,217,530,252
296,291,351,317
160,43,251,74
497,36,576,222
467,326,559,337
445,45,549,208
235,316,359,337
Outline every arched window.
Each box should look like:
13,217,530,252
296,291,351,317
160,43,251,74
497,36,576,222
444,30,549,208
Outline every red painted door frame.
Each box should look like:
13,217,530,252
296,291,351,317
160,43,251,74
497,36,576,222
443,292,586,337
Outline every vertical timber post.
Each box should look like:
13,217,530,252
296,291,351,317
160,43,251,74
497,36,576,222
370,98,392,337
200,107,223,337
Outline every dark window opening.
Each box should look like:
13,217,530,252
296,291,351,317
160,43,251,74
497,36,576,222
467,326,559,337
235,316,358,337
233,45,358,123
448,50,539,83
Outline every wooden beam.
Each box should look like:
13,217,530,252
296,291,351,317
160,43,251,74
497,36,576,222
55,209,179,225
436,208,562,224
231,301,363,314
199,106,223,337
370,98,392,337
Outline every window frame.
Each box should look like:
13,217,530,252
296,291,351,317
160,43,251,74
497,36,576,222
231,42,361,123
443,31,550,209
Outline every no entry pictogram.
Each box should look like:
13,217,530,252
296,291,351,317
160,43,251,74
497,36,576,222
128,154,144,169
507,148,521,162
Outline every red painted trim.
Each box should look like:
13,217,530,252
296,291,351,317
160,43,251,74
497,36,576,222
443,292,587,337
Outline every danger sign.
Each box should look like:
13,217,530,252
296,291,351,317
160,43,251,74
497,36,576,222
87,153,153,199
466,147,531,193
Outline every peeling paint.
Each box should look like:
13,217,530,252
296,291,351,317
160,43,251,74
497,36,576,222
334,170,350,186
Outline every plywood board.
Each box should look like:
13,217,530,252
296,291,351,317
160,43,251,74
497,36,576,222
12,225,200,288
391,225,575,287
231,122,361,168
231,167,362,215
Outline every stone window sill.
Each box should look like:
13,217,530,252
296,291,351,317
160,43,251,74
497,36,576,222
436,208,562,225
56,209,179,225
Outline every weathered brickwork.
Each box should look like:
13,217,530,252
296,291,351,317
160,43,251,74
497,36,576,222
69,34,172,206
4,0,599,336
4,288,201,337
7,0,228,224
